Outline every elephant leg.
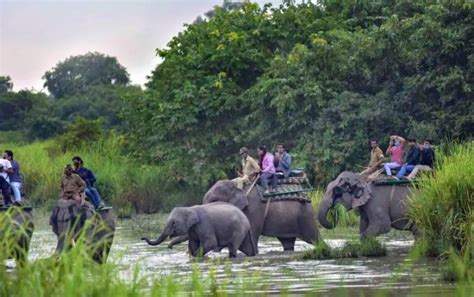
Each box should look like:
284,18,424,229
188,239,200,257
361,219,391,239
300,217,321,244
359,214,369,235
277,237,296,251
168,235,189,249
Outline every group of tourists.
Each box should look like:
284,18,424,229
0,151,105,209
360,135,436,181
234,144,292,194
61,156,105,209
0,150,22,207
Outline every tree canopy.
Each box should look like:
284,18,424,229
124,0,473,184
43,52,130,98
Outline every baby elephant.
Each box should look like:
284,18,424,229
141,202,256,258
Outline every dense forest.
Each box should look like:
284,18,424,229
1,0,472,198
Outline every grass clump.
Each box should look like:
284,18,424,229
302,238,387,260
409,141,473,282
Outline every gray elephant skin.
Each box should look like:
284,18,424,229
318,171,418,238
142,202,256,258
199,180,321,253
49,200,115,263
0,207,34,265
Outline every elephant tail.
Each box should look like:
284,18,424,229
247,230,257,256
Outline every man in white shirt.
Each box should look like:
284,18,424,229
0,157,13,207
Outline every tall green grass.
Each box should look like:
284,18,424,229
310,189,359,228
409,141,473,281
2,137,204,216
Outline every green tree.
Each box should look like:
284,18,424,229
0,76,13,93
43,52,130,98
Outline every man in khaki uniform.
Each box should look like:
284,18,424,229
60,164,86,204
360,139,385,180
233,147,261,190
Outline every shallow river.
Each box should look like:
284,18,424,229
26,214,464,296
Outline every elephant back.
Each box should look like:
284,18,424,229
50,200,94,236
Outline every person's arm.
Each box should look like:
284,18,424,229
249,158,261,174
386,137,393,156
77,176,86,193
3,160,13,174
281,153,291,170
392,135,406,144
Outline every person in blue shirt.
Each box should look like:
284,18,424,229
274,143,292,178
72,156,105,209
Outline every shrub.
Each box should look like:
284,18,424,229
409,141,473,281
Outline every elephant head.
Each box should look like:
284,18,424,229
141,207,199,246
318,171,372,229
49,200,115,263
202,180,248,210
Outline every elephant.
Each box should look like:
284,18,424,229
0,206,34,265
318,171,418,238
49,199,115,263
141,202,256,258
169,180,321,253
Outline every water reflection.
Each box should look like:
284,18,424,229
27,219,459,296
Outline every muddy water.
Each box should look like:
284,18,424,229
27,215,460,296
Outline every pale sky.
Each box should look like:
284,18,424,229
0,0,280,91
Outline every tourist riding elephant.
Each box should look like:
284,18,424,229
142,202,256,257
49,200,115,263
0,207,34,265
318,171,418,238
168,180,321,253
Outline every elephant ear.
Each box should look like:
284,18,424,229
229,185,248,210
185,210,200,230
350,175,372,209
323,179,341,201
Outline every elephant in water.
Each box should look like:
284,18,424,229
0,207,34,265
318,171,418,238
142,202,256,258
169,180,321,253
49,200,115,263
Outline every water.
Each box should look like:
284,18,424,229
26,215,462,296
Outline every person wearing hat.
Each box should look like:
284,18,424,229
233,147,261,190
60,164,86,204
72,156,105,209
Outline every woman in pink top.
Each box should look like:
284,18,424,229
384,135,405,176
258,146,277,194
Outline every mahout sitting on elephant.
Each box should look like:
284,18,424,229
141,202,256,258
318,171,418,238
168,178,321,253
49,199,115,263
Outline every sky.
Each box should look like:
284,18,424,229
0,0,280,91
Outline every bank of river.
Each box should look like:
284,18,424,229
26,212,464,296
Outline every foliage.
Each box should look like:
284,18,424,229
54,117,105,151
301,237,387,260
409,141,473,280
43,52,130,99
0,75,13,93
310,190,359,228
124,0,474,187
3,137,203,215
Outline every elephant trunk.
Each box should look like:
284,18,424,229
318,196,335,229
142,227,170,246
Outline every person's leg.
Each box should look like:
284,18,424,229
10,182,22,203
0,177,12,206
89,187,103,206
396,165,407,177
407,165,432,180
260,173,269,192
384,162,400,176
271,174,277,191
85,187,100,208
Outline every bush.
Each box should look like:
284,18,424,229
3,136,199,214
409,141,473,281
